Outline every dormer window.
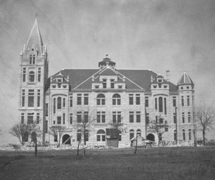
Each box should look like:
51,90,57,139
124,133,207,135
157,78,163,83
153,85,157,88
118,85,122,89
63,85,67,88
95,85,99,89
181,87,183,90
52,85,56,88
57,79,62,83
187,86,189,89
164,85,167,88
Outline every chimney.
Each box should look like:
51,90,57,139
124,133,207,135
166,70,170,82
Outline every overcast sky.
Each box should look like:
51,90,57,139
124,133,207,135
0,0,215,142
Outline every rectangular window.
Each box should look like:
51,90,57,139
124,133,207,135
23,68,26,82
84,112,88,123
77,112,82,123
155,98,157,110
102,79,107,88
111,79,114,88
187,96,190,106
129,94,133,105
136,94,140,105
36,113,40,124
173,96,176,107
84,94,89,105
129,112,134,123
27,113,33,124
53,98,56,114
173,113,176,123
46,103,48,116
181,96,184,106
97,112,105,123
22,89,25,107
146,113,149,124
77,94,82,105
113,112,121,123
63,98,65,108
136,111,141,123
165,128,168,132
164,98,167,115
28,89,34,107
70,96,73,107
21,113,24,124
54,135,57,142
45,121,48,133
188,112,191,123
57,116,61,124
70,114,73,124
145,97,149,107
63,113,65,124
182,112,185,123
37,90,40,107
38,68,41,82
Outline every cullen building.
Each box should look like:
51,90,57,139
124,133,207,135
19,19,195,146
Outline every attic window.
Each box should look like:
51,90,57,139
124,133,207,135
95,85,99,89
63,85,67,88
110,79,114,82
52,85,56,88
153,85,157,88
164,85,167,88
118,85,122,89
187,86,189,89
102,79,107,82
58,84,61,88
157,79,163,83
181,87,183,90
57,79,62,83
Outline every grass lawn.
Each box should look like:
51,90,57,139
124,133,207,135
0,147,215,180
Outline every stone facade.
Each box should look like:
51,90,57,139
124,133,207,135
18,19,195,146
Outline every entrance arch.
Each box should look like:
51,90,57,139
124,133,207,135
62,134,71,145
147,134,155,141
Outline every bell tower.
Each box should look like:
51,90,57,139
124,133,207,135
18,18,48,143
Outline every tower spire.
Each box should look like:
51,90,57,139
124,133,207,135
24,18,43,55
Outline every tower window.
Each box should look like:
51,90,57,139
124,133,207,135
29,71,35,82
187,96,190,106
38,68,41,82
63,98,66,107
28,89,34,107
53,98,56,114
183,129,186,141
37,90,40,107
181,96,184,106
30,55,32,64
27,113,34,124
22,89,25,107
63,113,65,124
70,114,73,124
23,68,26,82
155,98,157,110
164,98,167,115
188,112,191,123
70,96,73,107
182,112,185,123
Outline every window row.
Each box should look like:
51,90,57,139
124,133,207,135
22,68,41,83
155,97,167,114
129,111,141,123
21,89,41,107
173,112,192,123
174,129,192,141
20,112,40,124
53,97,66,113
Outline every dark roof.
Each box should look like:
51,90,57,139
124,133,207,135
177,72,194,86
49,68,178,92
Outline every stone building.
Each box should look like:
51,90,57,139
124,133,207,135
18,19,195,146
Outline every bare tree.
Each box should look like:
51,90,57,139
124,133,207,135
49,126,66,147
74,108,97,156
9,123,28,145
195,104,215,146
147,116,169,146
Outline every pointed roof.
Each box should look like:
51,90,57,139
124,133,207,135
24,18,43,55
177,72,194,86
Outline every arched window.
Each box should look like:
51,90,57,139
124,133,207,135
130,129,134,140
137,129,141,136
159,97,163,112
30,55,32,64
112,94,121,105
33,55,35,64
57,97,61,109
97,94,105,105
97,129,105,141
174,130,176,141
29,71,35,82
77,129,81,141
183,129,185,141
189,129,191,140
